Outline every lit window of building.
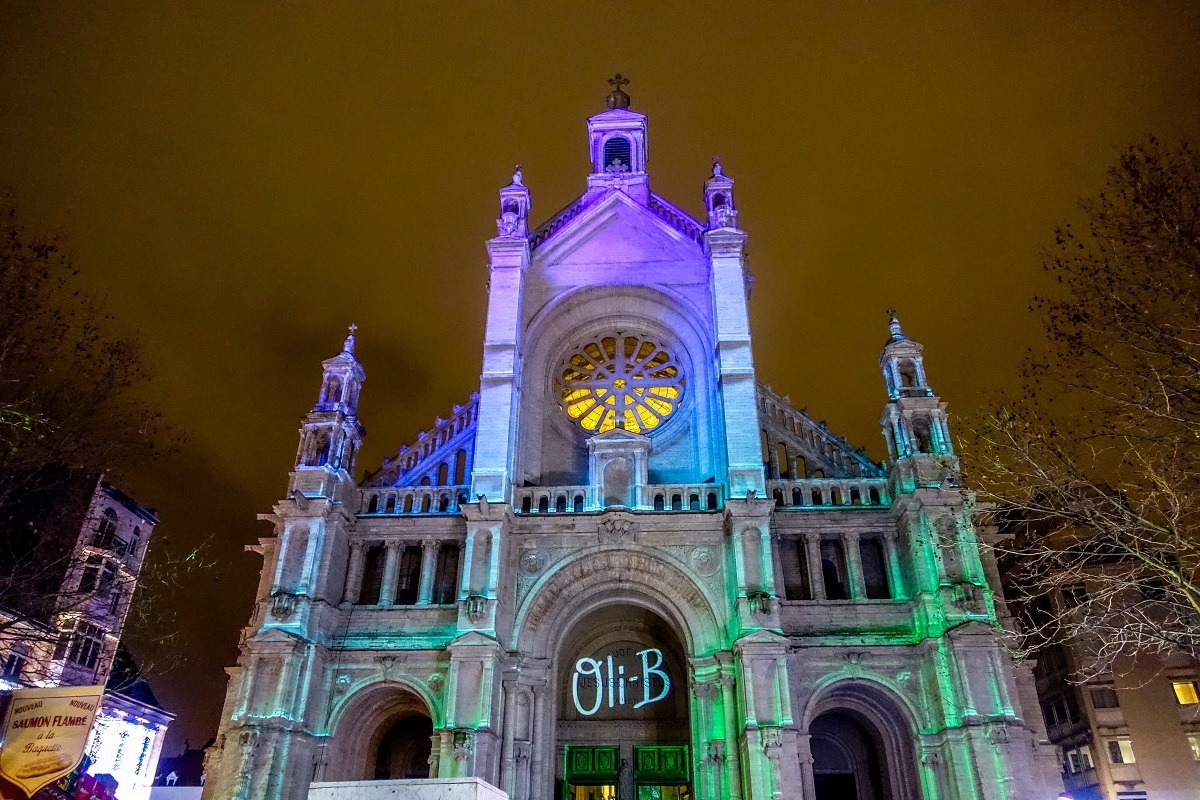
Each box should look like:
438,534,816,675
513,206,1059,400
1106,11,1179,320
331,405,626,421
1172,680,1199,705
1106,738,1136,764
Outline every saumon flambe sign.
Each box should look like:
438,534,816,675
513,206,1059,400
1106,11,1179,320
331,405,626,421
0,686,104,799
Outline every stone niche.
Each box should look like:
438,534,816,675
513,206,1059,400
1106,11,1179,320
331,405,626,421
586,429,651,509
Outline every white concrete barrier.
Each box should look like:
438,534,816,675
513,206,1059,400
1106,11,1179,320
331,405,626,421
308,778,508,800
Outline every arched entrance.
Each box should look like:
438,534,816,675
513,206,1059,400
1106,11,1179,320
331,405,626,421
810,711,885,800
374,714,433,779
803,680,920,800
324,683,437,782
556,604,691,800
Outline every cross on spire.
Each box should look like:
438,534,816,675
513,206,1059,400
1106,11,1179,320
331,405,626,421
606,73,631,109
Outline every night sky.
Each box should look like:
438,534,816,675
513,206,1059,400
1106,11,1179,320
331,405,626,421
2,3,1199,752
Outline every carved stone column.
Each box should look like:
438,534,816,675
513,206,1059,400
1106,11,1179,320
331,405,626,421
718,668,743,800
342,541,366,604
417,538,440,605
843,531,866,600
802,533,824,601
458,529,477,601
882,531,906,599
378,541,400,606
500,678,518,794
529,683,547,800
795,733,817,800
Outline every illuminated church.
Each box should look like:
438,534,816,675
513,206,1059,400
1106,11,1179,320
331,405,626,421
203,79,1063,800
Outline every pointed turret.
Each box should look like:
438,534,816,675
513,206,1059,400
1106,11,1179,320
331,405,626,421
496,165,531,238
704,158,739,230
294,325,366,478
878,311,955,490
585,74,649,202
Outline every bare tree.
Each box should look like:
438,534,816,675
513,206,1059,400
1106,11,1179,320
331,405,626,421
965,139,1200,678
0,203,197,686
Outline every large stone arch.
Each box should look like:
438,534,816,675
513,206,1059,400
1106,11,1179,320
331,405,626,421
801,677,922,800
322,679,438,782
513,546,724,660
515,283,721,487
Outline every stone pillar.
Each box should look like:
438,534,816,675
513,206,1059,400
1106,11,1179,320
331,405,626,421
342,542,366,604
417,538,440,605
795,733,817,800
758,525,775,596
486,525,502,599
883,531,906,599
719,671,743,800
500,679,518,794
530,684,547,800
378,541,400,606
459,529,477,600
802,533,824,600
844,531,865,600
731,527,747,594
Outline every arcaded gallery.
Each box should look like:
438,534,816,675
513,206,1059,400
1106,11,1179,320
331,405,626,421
202,82,1063,800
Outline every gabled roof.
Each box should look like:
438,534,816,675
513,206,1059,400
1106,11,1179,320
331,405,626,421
530,189,705,253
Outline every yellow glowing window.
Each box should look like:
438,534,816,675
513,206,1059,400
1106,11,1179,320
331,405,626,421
1173,681,1199,705
557,335,684,434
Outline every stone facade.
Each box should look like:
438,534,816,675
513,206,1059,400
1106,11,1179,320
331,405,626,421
203,87,1063,800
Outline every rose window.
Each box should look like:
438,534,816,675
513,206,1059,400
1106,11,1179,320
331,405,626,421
558,335,684,434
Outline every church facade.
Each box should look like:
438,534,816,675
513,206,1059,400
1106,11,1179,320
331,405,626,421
202,82,1063,800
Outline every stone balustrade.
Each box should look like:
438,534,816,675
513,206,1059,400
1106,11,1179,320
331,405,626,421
766,478,890,509
361,486,470,515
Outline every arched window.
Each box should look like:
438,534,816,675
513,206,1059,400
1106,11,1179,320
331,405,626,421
689,493,700,511
367,495,379,514
93,509,119,550
433,544,460,604
573,494,584,513
403,495,414,513
654,494,665,511
820,539,849,600
521,496,532,514
899,359,919,388
811,489,823,506
792,488,803,506
603,136,632,172
454,450,467,484
555,495,567,513
707,492,718,511
773,488,784,508
671,494,683,512
420,495,432,513
538,496,550,513
436,463,449,486
438,494,450,512
385,495,396,513
869,487,882,505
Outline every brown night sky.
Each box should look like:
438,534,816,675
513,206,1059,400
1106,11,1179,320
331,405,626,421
2,3,1199,751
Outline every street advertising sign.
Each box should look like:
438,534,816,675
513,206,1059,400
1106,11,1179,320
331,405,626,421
0,686,104,799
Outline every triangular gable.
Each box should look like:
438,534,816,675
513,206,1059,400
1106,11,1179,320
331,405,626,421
532,190,704,268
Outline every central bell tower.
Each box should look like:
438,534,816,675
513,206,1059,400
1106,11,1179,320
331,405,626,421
469,76,764,506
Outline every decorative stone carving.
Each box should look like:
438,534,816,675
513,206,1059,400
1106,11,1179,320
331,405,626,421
428,672,444,692
706,739,725,764
466,594,488,621
690,545,720,577
761,726,783,752
334,674,351,694
747,590,772,615
598,515,637,544
519,548,548,576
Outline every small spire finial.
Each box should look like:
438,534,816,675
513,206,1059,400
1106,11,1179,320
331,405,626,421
712,157,724,177
606,74,631,109
343,324,358,354
887,308,904,339
511,164,523,186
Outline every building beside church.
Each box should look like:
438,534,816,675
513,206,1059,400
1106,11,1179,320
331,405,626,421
202,81,1063,800
0,477,173,800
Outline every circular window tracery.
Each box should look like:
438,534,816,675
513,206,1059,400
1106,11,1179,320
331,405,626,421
557,335,684,435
